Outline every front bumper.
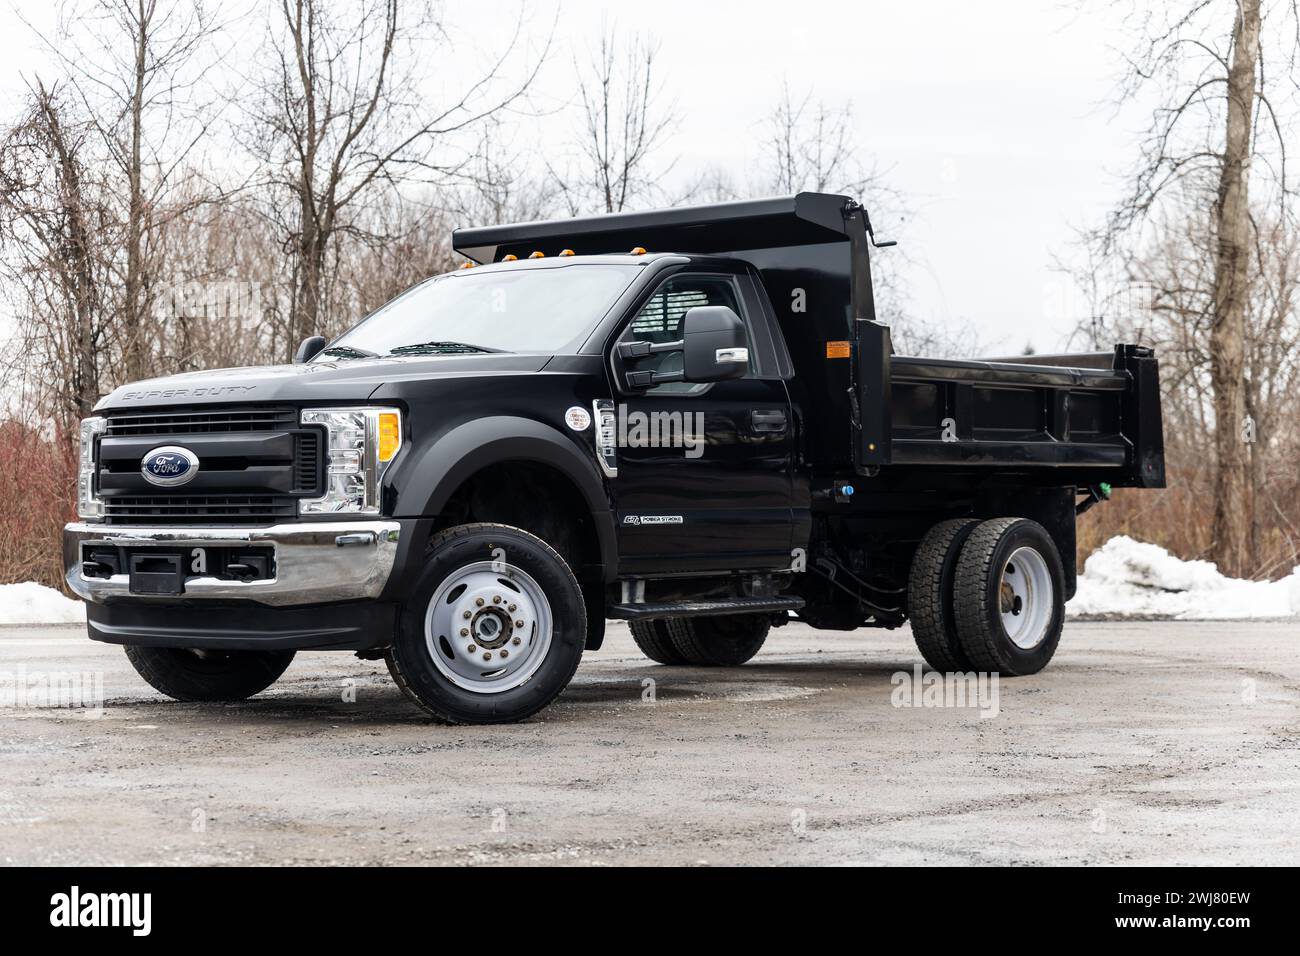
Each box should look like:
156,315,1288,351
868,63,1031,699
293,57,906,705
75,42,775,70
64,520,401,608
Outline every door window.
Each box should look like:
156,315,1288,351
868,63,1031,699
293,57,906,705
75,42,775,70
620,274,755,394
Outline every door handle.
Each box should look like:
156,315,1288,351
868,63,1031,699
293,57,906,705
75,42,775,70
750,409,787,434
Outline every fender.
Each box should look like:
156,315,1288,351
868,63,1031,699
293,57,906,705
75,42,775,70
390,416,618,582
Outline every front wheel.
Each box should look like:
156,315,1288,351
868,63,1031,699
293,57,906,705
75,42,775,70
124,646,294,702
385,523,586,724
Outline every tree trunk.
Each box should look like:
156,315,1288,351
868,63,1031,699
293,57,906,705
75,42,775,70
36,87,99,421
1209,0,1260,579
123,0,148,382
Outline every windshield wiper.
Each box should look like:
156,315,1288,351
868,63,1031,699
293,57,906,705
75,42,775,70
388,341,505,355
319,345,378,360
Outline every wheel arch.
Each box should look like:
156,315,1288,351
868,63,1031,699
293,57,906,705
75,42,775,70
391,416,618,583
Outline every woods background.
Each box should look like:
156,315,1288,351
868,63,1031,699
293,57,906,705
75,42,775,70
0,0,1297,594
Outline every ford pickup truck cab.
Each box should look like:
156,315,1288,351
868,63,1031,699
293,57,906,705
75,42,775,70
64,193,1165,724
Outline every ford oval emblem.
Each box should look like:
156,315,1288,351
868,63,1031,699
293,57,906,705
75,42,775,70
141,446,200,487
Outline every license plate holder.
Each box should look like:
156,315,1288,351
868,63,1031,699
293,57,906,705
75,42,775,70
128,553,186,595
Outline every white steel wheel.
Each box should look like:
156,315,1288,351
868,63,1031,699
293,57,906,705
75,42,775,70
423,560,553,694
952,517,1066,676
998,546,1054,649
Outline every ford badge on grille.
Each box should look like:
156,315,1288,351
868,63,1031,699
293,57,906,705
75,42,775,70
141,446,200,487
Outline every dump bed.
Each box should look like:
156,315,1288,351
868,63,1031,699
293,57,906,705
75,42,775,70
856,321,1165,488
454,191,1165,488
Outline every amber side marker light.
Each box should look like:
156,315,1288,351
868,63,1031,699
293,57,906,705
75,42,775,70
826,341,851,359
528,251,545,259
377,412,401,462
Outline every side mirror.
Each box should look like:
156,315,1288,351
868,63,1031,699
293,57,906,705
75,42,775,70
618,306,748,389
681,306,748,382
294,335,328,364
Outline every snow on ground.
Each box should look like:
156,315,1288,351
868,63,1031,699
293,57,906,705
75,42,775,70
1068,535,1300,620
0,582,86,625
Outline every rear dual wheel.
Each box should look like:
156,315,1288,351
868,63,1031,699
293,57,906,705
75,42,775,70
908,517,1064,676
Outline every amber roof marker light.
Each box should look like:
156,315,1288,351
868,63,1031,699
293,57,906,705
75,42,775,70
528,251,545,259
459,261,474,269
501,254,518,261
559,249,575,257
630,246,647,255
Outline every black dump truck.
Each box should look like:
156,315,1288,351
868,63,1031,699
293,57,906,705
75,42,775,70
64,193,1164,724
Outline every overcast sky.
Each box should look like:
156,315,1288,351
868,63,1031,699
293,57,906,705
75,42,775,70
0,0,1153,353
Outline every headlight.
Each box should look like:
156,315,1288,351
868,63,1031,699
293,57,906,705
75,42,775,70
77,416,106,520
299,407,403,515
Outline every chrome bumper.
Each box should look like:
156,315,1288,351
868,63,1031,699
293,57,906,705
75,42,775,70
64,521,401,607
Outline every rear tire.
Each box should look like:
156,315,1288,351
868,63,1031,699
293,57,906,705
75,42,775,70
953,517,1065,676
908,518,979,671
385,522,586,724
629,619,689,664
667,614,770,666
124,646,294,702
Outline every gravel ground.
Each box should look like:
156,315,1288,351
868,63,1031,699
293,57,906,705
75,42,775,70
1,619,1298,866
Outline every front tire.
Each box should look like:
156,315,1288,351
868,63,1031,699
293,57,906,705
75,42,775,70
953,518,1065,676
666,614,770,666
124,646,294,702
385,523,586,724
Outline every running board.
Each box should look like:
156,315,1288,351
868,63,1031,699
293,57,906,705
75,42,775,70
608,596,804,621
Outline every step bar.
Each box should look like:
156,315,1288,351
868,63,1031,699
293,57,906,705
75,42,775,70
608,595,804,621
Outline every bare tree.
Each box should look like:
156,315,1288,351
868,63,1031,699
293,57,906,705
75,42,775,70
244,0,545,351
554,25,677,215
0,81,109,431
450,117,561,228
762,82,882,197
1084,0,1299,577
29,0,227,383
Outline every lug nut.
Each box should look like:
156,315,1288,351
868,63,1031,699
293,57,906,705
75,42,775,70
515,619,525,628
475,597,484,607
500,649,509,659
460,628,469,637
508,603,517,612
482,652,492,661
467,644,477,653
512,637,521,646
462,610,471,619
492,595,502,604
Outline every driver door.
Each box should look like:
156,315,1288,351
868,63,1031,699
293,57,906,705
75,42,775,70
608,271,795,575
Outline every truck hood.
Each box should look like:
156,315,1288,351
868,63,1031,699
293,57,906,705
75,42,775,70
95,353,554,411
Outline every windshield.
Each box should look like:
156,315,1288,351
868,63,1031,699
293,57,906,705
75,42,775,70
320,263,642,358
